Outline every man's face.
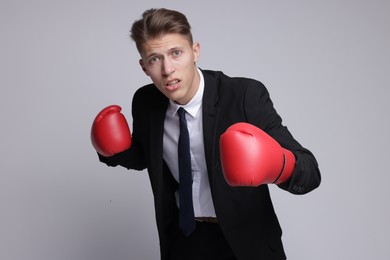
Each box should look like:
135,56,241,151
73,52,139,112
139,33,200,105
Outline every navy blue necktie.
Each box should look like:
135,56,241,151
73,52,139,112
177,107,195,236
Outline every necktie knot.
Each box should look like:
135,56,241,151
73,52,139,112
177,107,186,122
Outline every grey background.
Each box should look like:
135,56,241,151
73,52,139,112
1,0,389,259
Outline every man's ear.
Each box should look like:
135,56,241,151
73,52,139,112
139,59,149,76
193,42,200,63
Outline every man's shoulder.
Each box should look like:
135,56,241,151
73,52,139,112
133,83,167,107
201,69,265,90
134,83,163,98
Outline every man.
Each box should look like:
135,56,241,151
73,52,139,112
91,8,321,260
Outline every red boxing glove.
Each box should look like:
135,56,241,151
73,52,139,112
220,122,295,186
91,105,132,157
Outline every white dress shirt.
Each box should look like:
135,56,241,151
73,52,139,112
163,68,216,218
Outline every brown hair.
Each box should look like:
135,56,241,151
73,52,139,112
130,8,193,53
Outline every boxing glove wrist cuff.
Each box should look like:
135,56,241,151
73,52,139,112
274,148,296,185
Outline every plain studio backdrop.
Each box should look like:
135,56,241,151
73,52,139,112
1,0,389,259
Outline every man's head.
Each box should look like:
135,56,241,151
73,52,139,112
130,8,200,105
130,8,193,54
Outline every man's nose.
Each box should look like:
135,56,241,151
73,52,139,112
162,58,175,75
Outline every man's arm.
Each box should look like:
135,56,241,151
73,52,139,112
243,81,321,194
91,105,147,171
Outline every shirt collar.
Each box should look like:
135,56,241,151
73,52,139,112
168,68,204,118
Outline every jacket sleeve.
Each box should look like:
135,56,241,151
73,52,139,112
244,80,321,194
96,89,148,171
97,140,146,171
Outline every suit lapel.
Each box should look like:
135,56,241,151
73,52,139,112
201,70,220,185
149,93,169,188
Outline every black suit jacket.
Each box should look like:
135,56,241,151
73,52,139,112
99,69,321,260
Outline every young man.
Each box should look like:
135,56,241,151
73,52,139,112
91,8,321,260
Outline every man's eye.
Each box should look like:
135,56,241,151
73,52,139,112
172,50,181,56
149,57,160,64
